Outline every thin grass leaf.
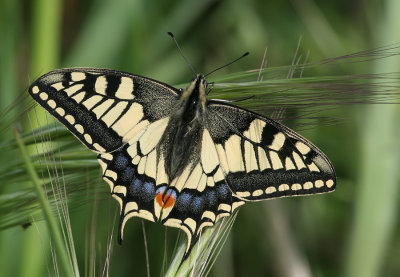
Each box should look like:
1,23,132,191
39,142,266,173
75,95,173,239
15,129,76,277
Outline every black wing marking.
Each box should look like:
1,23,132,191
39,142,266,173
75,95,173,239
29,68,180,153
205,102,336,201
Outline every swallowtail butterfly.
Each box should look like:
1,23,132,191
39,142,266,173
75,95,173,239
29,66,336,258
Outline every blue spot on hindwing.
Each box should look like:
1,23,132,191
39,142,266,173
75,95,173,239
121,166,135,182
129,178,142,196
205,190,218,207
216,183,230,200
191,196,205,214
114,154,129,170
141,182,156,201
175,192,192,212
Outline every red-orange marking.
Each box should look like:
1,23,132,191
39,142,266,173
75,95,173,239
155,192,176,209
163,193,175,208
155,193,163,207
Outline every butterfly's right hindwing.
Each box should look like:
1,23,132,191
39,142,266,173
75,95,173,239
29,68,180,153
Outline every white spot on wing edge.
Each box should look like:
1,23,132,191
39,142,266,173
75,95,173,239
113,185,127,196
47,99,56,109
112,194,123,211
236,191,250,198
65,115,75,125
303,182,313,189
101,153,113,160
124,202,139,215
315,180,324,188
84,133,93,144
278,184,289,191
31,86,40,94
97,159,108,175
291,183,302,191
105,169,117,181
74,124,84,134
326,179,335,188
93,143,106,152
218,203,231,212
39,92,48,100
265,186,277,194
232,201,245,211
56,107,65,116
252,189,263,197
201,211,216,221
184,218,197,233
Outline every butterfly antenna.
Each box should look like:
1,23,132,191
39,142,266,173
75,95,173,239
168,32,197,76
204,52,249,77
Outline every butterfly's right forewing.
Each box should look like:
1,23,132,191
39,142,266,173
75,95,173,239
205,102,336,201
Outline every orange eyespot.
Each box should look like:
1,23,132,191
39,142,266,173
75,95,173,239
163,193,175,208
155,191,176,209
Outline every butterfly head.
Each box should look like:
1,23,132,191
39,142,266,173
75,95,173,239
181,74,208,111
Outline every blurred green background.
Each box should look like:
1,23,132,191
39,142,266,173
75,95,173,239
1,0,400,276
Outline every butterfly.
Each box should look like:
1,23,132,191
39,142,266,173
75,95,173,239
29,67,336,259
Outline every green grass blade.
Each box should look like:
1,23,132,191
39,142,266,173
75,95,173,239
15,129,76,277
